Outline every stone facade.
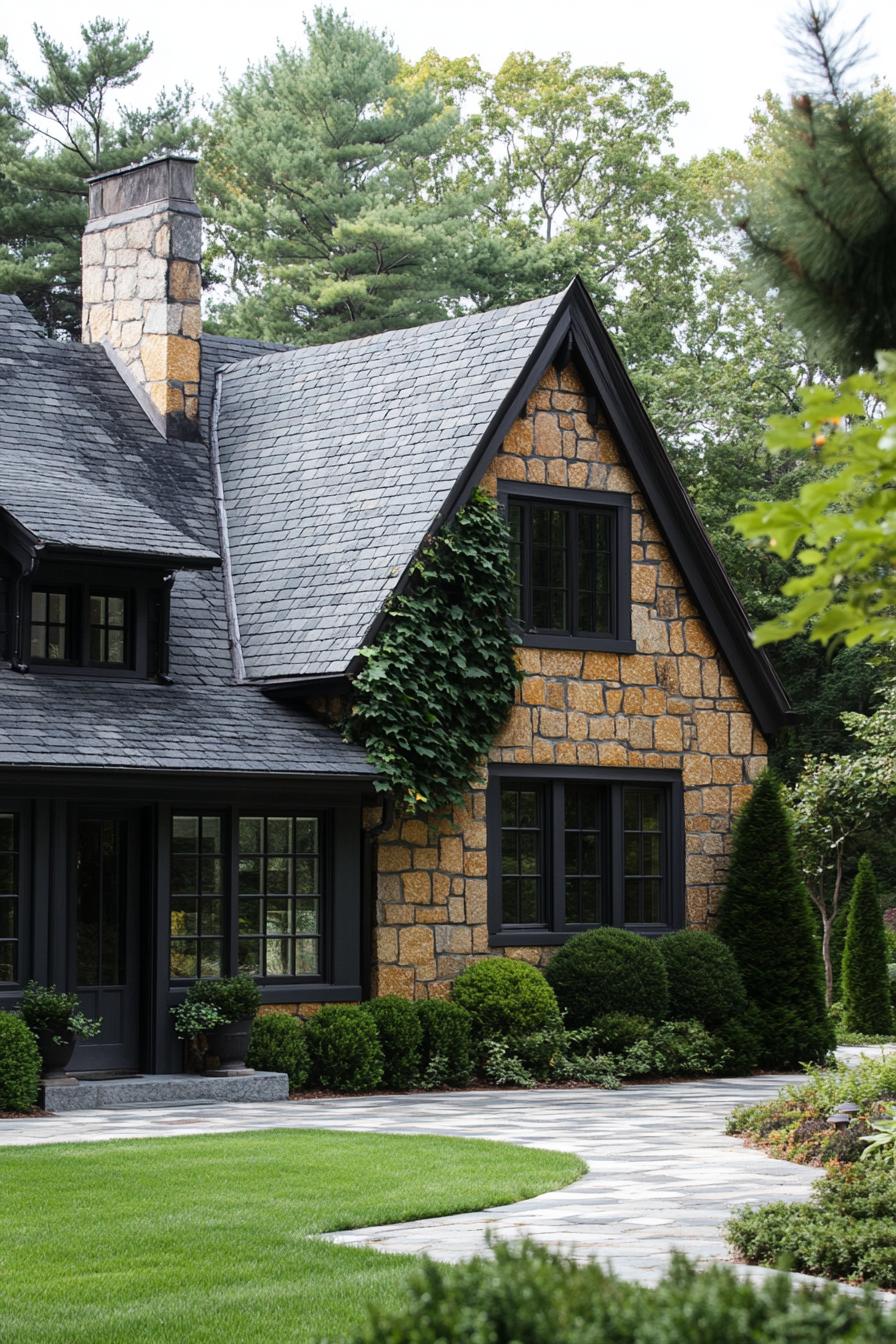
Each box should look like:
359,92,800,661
81,156,201,438
370,363,768,1000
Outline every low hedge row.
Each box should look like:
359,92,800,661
235,928,765,1094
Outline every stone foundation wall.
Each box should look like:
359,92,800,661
370,364,767,1000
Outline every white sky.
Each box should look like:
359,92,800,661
4,0,894,159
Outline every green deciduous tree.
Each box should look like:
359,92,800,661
0,18,199,337
717,770,832,1067
842,855,894,1034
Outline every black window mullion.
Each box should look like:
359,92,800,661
568,508,579,638
551,781,565,932
227,805,239,978
609,785,625,927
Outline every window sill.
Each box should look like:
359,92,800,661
517,633,636,653
489,925,678,947
167,983,362,1005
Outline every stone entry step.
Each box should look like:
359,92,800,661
42,1071,289,1112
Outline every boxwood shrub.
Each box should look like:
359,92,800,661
246,1012,309,1090
416,999,472,1087
545,928,669,1028
452,959,562,1048
340,1238,896,1342
361,995,423,1090
305,1005,384,1092
658,929,748,1028
0,1011,41,1112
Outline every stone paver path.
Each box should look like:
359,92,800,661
0,1072,821,1284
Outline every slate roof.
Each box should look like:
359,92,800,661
214,292,566,680
0,297,374,778
0,295,217,563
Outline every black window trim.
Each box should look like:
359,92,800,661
486,765,684,946
167,806,332,989
21,564,169,680
498,482,635,653
0,801,29,995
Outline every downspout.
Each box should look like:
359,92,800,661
10,554,38,673
361,794,395,1000
209,366,247,683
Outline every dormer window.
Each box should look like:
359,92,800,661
30,589,70,662
19,567,168,680
499,483,635,652
89,593,128,666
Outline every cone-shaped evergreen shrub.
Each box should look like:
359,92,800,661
842,856,894,1036
716,771,832,1069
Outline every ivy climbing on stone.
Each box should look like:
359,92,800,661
346,488,522,813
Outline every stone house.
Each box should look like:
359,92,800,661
0,156,790,1074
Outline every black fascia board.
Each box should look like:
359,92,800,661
36,543,220,571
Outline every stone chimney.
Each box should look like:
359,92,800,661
82,155,201,439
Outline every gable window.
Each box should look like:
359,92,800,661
30,589,70,662
0,813,19,985
488,768,683,944
500,484,634,651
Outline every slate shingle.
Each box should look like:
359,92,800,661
214,292,566,681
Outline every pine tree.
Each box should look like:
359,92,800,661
842,855,894,1035
716,770,833,1068
0,20,200,337
737,4,896,372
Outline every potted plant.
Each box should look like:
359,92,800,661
178,976,261,1074
19,981,102,1084
170,999,226,1073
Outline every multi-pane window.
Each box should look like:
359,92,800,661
508,499,613,636
0,814,18,985
30,590,69,661
564,784,604,924
89,594,128,665
500,786,545,925
238,817,322,978
623,788,664,925
170,816,225,980
492,776,676,936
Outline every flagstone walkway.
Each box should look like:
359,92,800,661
0,1070,819,1285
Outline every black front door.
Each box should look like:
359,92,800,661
70,810,142,1073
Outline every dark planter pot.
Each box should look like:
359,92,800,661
205,1017,254,1074
35,1027,77,1084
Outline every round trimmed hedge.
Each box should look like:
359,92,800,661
545,928,669,1028
452,958,562,1045
658,930,748,1029
361,995,423,1090
0,1011,40,1112
305,1005,384,1093
246,1012,310,1090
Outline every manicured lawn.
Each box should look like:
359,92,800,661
0,1128,583,1343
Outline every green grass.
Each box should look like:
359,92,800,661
0,1128,583,1344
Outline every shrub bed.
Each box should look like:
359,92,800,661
361,995,423,1090
341,1239,896,1342
416,999,472,1087
545,928,669,1027
0,1012,40,1112
246,1013,309,1090
727,1162,896,1287
305,1005,384,1092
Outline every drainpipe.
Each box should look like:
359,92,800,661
361,794,395,1000
9,555,38,673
